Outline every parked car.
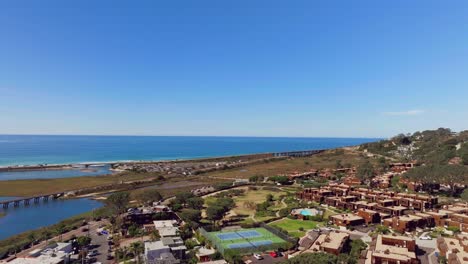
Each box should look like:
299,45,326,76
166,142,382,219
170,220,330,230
253,253,263,260
269,251,278,258
420,235,432,240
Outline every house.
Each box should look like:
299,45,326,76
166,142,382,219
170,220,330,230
364,235,419,264
144,237,187,264
330,213,365,227
437,234,468,264
153,220,179,237
7,242,72,264
195,246,217,262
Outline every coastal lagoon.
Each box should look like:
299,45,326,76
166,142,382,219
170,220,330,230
0,165,112,181
0,135,379,167
0,197,102,240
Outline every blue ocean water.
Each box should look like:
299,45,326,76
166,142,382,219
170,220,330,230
0,135,378,167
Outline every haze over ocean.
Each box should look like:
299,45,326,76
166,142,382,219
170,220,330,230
0,135,378,166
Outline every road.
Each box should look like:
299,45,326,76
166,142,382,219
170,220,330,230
88,224,112,263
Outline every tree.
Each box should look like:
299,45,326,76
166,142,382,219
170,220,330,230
206,206,225,225
280,252,337,264
27,233,37,247
175,192,195,207
266,194,274,202
180,209,202,224
461,188,468,202
105,192,130,215
217,197,235,212
128,224,142,237
249,175,259,182
405,165,468,195
149,230,160,241
76,236,92,248
374,225,390,235
270,176,290,185
135,189,162,206
54,223,66,241
356,161,375,181
187,197,204,210
130,242,144,264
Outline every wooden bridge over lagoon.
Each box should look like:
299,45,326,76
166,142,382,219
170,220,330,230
1,192,65,209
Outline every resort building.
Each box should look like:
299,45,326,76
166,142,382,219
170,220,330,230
383,215,423,233
437,234,468,264
308,231,350,256
357,209,381,224
364,235,419,264
330,213,365,227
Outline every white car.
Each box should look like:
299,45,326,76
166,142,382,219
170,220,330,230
420,235,432,240
322,227,332,231
253,253,263,260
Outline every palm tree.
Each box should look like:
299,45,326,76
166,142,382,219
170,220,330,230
27,233,36,247
129,242,144,264
149,230,160,241
55,223,65,241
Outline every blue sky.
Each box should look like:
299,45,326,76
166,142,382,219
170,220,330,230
1,1,467,138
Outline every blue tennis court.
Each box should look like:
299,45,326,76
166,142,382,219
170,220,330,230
216,232,242,240
236,230,261,238
227,242,252,249
251,240,273,247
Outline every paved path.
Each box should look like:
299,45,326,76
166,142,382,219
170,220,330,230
275,198,287,217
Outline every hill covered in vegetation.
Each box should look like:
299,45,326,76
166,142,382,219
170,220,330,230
360,128,468,165
359,128,468,199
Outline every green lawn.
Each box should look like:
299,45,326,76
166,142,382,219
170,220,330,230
269,218,320,238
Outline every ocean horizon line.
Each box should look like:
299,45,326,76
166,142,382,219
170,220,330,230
0,134,384,140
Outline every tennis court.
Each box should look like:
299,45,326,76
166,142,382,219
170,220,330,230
204,227,288,255
216,230,262,240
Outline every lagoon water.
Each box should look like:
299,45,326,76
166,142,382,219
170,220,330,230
0,135,378,167
0,165,113,181
0,198,102,240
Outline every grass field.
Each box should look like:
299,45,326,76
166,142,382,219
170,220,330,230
202,149,370,180
269,218,320,238
204,227,287,254
0,172,228,197
211,187,287,223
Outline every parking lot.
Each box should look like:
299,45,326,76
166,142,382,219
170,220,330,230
244,253,287,264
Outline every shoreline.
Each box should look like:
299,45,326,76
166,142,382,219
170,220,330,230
0,148,328,172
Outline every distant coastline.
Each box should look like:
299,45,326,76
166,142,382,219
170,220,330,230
0,135,380,168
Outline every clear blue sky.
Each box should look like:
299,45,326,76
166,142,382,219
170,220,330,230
1,1,467,138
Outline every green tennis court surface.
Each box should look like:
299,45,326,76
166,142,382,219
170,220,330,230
205,227,287,252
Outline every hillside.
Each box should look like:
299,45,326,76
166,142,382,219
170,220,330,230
360,128,468,165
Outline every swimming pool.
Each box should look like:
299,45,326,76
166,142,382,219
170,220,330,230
300,209,314,216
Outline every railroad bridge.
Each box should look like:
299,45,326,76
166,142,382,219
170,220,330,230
0,192,65,209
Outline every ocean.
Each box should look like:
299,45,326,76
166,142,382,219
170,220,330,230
0,135,378,167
